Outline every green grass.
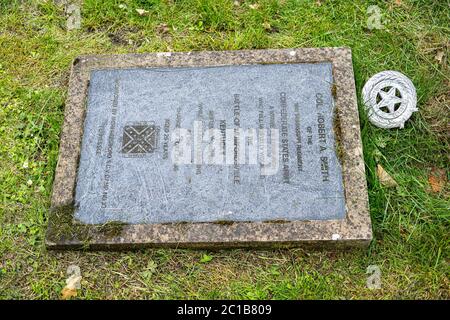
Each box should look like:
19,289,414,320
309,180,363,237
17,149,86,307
0,0,449,299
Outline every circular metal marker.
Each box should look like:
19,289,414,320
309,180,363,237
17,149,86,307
362,71,417,129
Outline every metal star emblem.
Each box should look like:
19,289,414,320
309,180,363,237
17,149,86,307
363,70,418,128
377,87,403,113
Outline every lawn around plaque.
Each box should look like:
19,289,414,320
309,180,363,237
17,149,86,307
1,1,448,300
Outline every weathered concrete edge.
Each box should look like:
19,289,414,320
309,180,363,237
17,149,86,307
46,48,372,250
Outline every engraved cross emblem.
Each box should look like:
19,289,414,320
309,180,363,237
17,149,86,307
121,123,158,155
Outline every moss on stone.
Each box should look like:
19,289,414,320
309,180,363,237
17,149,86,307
97,221,126,238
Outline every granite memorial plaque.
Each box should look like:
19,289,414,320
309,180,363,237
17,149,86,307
46,48,372,249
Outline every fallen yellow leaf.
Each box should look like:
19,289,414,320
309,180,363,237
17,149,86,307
428,167,447,193
435,50,445,64
156,23,170,35
377,164,398,188
61,287,77,300
136,8,149,16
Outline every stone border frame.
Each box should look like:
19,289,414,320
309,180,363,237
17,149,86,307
45,48,372,250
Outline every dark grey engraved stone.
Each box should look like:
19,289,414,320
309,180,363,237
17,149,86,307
75,63,345,224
